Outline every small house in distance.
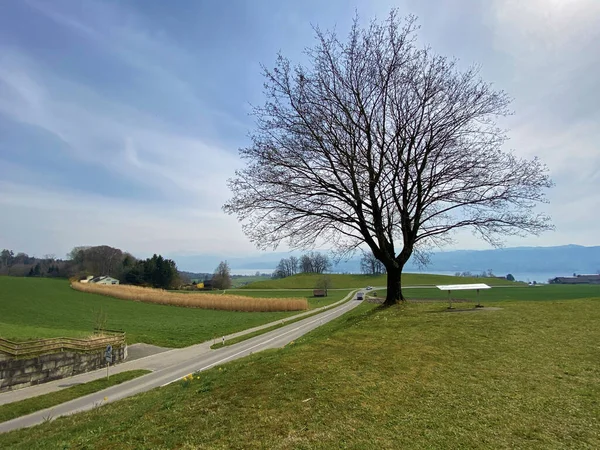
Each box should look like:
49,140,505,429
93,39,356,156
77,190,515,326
88,276,120,285
313,289,327,297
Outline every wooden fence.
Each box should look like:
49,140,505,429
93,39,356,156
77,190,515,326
0,329,126,358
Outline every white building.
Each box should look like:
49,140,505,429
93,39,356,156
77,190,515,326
89,276,120,285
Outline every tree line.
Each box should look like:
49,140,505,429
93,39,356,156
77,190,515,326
1,246,180,289
1,246,237,291
272,250,388,279
69,246,180,289
272,252,332,279
1,249,68,278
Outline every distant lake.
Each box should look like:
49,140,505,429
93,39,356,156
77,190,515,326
408,270,578,284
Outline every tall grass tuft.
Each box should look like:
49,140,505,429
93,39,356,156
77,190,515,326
71,283,308,312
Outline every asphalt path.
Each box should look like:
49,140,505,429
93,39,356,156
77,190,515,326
0,294,364,433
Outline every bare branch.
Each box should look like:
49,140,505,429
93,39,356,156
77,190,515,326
223,10,553,304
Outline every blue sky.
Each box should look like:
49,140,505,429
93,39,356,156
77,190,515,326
1,0,599,261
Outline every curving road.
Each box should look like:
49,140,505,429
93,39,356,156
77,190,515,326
0,292,364,433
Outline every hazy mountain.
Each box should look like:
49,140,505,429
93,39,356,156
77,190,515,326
170,245,600,277
407,245,600,275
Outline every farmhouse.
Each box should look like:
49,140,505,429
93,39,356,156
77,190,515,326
549,274,600,285
88,276,120,285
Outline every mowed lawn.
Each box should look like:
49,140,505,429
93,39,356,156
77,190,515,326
0,277,351,348
2,291,599,448
394,284,600,302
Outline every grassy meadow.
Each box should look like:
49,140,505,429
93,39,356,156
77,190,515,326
394,284,600,303
2,291,599,448
243,272,519,289
230,275,271,288
0,277,351,347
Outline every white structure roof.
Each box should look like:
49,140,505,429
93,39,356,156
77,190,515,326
436,283,491,291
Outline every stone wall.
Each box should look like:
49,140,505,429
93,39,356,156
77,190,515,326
0,346,127,392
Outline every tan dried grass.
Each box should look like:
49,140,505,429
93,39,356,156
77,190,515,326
71,282,308,312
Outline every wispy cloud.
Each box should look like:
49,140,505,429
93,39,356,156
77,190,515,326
0,181,256,258
0,46,240,207
0,0,598,260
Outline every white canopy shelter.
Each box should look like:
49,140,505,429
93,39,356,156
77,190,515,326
436,283,491,309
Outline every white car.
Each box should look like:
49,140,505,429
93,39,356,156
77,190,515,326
366,286,372,290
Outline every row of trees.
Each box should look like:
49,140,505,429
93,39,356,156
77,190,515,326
1,246,181,289
71,246,180,289
121,254,179,289
1,249,72,278
68,246,132,280
360,252,386,275
2,247,241,291
272,252,332,279
273,250,388,278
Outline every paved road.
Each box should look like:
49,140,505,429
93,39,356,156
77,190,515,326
0,290,356,407
0,293,364,433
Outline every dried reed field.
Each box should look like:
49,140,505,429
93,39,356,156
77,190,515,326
71,282,308,312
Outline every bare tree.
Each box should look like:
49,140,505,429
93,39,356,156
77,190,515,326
0,249,14,268
300,254,313,273
360,251,386,275
273,257,296,278
315,274,333,295
298,252,331,274
289,256,299,275
224,11,553,305
311,252,331,274
212,261,232,290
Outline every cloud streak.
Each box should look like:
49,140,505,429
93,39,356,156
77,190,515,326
0,181,256,258
0,0,598,263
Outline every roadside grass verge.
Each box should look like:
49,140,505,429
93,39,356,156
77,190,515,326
243,272,519,289
210,290,357,349
0,277,347,347
72,282,308,312
2,296,599,448
0,370,150,424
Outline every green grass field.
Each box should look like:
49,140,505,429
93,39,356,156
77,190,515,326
230,275,271,288
2,290,599,449
243,272,519,289
394,284,600,302
0,277,351,347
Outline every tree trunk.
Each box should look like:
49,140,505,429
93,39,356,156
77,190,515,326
384,265,405,306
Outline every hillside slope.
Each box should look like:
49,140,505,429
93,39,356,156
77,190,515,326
3,294,599,448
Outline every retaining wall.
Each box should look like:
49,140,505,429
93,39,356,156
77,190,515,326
0,346,127,392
